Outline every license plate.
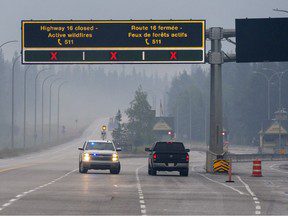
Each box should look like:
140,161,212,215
168,163,174,166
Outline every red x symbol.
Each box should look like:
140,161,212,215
170,51,177,60
110,52,117,60
50,52,58,61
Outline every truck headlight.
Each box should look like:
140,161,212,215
112,153,118,162
83,153,90,162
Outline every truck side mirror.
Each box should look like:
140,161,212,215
145,147,151,152
185,149,190,153
78,147,84,151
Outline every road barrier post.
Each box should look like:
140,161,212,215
252,159,262,177
226,160,234,183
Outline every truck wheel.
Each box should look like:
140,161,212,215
148,165,152,175
110,164,121,174
150,167,157,176
180,169,189,176
79,162,88,174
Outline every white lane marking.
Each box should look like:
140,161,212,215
270,164,288,174
237,176,255,196
2,203,10,207
0,169,77,212
237,175,261,215
194,171,245,195
136,165,146,216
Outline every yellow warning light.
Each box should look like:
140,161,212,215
101,125,107,131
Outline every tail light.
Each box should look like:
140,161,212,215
153,153,157,160
186,154,189,162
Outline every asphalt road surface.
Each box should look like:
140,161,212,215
0,119,288,215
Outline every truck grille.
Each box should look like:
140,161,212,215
90,154,112,161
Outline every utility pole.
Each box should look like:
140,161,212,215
57,81,67,144
11,55,21,149
206,28,236,172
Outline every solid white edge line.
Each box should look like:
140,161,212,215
237,176,255,197
197,173,245,195
237,175,261,215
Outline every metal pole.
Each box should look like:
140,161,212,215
273,8,288,14
0,40,18,49
206,27,224,172
204,99,207,147
41,75,55,145
189,97,192,147
57,82,67,143
11,55,21,149
267,80,271,120
33,68,49,145
279,73,281,110
23,65,31,148
49,78,62,145
176,104,179,139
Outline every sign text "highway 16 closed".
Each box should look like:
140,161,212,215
22,20,205,64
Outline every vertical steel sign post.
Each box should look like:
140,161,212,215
206,28,236,172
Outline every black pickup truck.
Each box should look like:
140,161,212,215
145,141,190,176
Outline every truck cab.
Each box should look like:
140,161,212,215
145,141,190,176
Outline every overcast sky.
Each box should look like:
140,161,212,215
1,0,288,72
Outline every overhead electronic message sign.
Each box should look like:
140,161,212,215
236,18,288,63
22,20,205,64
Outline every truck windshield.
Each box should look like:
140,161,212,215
85,142,115,151
153,142,186,153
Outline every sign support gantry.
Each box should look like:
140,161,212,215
206,28,236,172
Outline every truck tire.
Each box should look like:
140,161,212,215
149,165,157,176
180,169,189,176
110,164,121,174
148,165,153,175
79,162,88,174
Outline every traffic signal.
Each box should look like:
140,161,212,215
221,131,227,136
101,125,107,131
168,131,174,139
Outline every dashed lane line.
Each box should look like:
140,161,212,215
237,175,261,215
136,165,146,216
0,169,77,213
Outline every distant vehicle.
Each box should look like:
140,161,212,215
78,140,121,174
145,141,190,176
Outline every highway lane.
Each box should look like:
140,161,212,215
0,119,288,215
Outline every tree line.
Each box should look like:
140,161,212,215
166,62,288,146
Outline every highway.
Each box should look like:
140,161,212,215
0,119,288,215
